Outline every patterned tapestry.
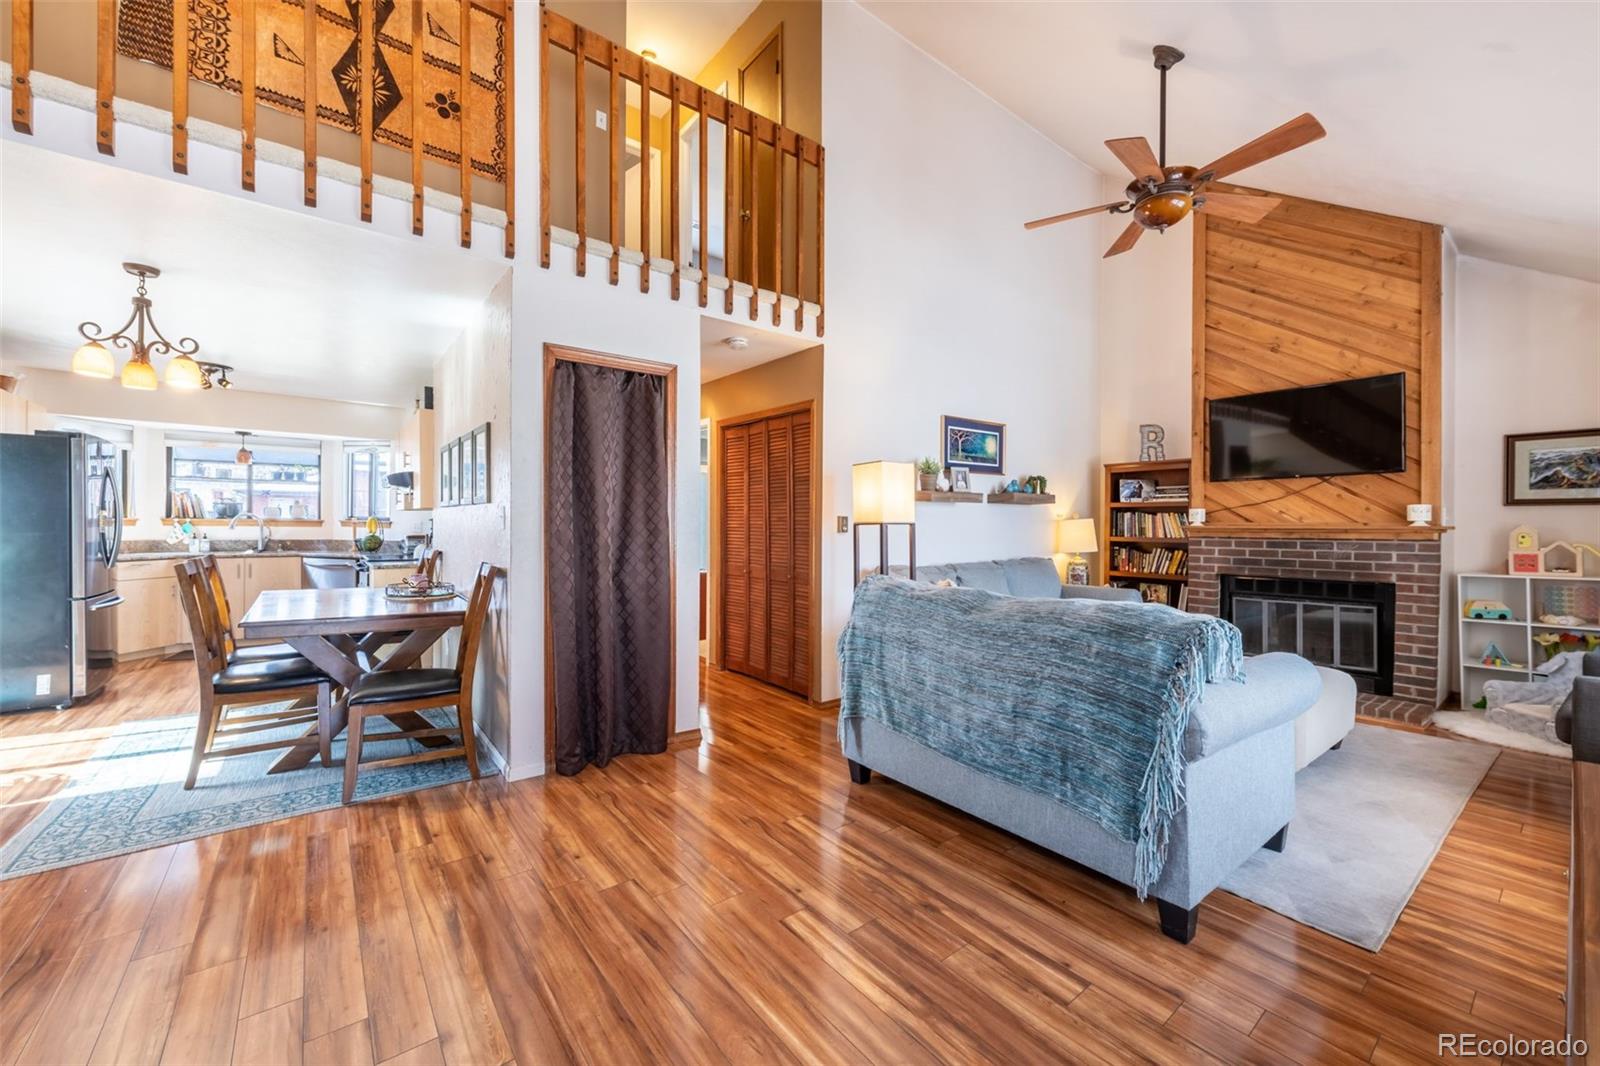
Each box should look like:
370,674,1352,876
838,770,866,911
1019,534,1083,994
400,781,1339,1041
117,0,506,182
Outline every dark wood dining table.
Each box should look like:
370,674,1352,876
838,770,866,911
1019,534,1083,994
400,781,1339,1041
238,586,466,773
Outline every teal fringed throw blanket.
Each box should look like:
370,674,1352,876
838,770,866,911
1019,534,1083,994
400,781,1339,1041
837,577,1244,896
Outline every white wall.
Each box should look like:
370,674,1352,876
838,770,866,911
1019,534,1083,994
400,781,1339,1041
1096,175,1194,465
1451,256,1600,569
818,1,1102,699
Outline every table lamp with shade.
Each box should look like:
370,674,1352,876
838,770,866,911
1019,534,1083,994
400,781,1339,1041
852,460,916,585
1057,515,1097,586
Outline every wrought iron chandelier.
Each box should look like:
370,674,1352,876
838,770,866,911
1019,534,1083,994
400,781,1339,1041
72,262,232,391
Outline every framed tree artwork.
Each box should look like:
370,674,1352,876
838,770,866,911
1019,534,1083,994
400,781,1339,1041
1504,429,1600,505
942,415,1005,476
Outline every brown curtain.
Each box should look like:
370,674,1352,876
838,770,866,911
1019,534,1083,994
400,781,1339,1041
548,359,672,775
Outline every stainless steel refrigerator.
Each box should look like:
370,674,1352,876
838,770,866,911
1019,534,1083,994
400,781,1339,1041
0,431,124,712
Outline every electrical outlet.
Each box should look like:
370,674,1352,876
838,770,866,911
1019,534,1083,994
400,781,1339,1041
837,516,849,533
595,108,608,132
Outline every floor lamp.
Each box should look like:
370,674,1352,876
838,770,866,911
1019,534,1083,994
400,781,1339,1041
852,460,916,586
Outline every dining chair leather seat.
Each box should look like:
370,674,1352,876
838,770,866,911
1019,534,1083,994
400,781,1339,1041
212,657,330,695
229,642,302,663
347,668,462,706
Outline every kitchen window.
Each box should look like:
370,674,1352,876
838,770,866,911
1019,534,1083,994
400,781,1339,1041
167,440,321,521
345,446,391,520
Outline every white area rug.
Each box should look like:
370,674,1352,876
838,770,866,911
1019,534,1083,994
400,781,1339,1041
1221,724,1499,951
1429,709,1570,758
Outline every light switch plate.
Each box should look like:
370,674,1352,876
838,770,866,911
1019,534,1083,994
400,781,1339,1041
837,516,849,533
595,108,608,131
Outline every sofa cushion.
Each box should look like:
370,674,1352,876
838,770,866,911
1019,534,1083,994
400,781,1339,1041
1185,652,1322,759
952,561,1009,594
1061,585,1142,603
1000,557,1063,599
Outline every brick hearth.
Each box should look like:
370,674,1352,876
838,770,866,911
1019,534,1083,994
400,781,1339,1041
1187,536,1443,720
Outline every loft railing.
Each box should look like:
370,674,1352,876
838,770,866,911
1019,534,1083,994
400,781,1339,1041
538,8,823,333
9,0,514,258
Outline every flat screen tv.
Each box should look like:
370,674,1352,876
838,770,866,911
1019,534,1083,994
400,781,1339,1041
1208,373,1406,482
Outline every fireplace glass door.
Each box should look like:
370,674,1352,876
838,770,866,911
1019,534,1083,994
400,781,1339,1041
1232,596,1378,673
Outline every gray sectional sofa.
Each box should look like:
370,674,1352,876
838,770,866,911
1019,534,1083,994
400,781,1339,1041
845,556,1322,942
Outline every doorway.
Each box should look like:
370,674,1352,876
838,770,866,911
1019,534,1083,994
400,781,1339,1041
714,401,814,698
543,345,678,774
737,27,783,290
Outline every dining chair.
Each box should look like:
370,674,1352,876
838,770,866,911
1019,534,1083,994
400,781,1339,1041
340,562,500,803
197,554,301,664
175,559,335,789
414,547,442,584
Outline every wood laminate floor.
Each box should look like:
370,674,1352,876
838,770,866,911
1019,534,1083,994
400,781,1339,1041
0,656,1573,1065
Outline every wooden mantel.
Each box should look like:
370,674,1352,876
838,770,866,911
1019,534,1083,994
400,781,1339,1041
1189,186,1443,534
1190,524,1452,542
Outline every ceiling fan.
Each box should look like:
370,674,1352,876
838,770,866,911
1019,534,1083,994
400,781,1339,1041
1025,45,1326,257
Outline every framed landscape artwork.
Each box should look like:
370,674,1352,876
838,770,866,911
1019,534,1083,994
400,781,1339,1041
472,424,490,504
942,415,1005,476
1504,429,1600,505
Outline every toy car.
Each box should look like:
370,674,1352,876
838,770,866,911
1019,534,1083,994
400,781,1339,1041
1465,600,1514,620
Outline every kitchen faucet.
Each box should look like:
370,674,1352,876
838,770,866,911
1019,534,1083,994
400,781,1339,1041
227,511,271,552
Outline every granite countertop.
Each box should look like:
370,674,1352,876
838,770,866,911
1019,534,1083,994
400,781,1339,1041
117,537,420,564
116,548,362,562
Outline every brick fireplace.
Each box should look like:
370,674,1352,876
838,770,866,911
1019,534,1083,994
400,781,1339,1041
1187,536,1444,724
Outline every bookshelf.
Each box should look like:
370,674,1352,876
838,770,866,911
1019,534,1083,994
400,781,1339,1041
1099,459,1191,607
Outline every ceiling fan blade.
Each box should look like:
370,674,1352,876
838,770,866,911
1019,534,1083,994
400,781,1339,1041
1199,191,1282,224
1023,202,1124,230
1105,137,1164,183
1199,113,1326,183
1103,222,1143,258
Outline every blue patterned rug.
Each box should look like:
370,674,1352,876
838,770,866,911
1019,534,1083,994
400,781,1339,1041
0,709,477,880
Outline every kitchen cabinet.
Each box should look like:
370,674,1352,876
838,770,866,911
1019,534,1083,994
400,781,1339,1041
242,556,302,608
395,406,436,510
367,562,416,589
0,391,47,434
113,554,304,659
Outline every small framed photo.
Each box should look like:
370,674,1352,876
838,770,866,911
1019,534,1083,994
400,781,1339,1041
1118,478,1156,502
949,466,971,492
1504,429,1600,505
472,424,490,504
942,415,1005,476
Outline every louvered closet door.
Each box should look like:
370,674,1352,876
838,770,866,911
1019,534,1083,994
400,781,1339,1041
720,408,812,697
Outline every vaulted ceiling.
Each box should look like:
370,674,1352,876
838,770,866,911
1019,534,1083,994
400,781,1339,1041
862,1,1600,282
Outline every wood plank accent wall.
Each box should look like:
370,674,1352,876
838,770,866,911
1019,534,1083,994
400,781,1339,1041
1190,184,1443,532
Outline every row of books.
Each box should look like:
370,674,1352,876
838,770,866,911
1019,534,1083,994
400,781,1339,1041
1112,510,1189,538
169,490,205,520
1109,546,1188,575
1148,485,1190,502
1116,582,1189,609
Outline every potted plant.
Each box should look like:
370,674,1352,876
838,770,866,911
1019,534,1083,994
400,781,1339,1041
916,457,941,492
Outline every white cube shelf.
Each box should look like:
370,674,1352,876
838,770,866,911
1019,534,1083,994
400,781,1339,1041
1457,571,1600,706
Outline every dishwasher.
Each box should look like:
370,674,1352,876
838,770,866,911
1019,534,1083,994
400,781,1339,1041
302,556,367,589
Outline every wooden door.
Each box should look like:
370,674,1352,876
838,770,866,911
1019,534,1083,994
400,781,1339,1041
719,406,812,696
738,29,782,290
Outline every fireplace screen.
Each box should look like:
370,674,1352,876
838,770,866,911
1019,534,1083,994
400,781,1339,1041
1220,574,1396,695
1232,596,1377,672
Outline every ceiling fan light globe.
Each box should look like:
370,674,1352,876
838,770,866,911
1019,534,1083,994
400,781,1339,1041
1133,191,1192,230
70,341,115,379
120,355,159,391
165,354,204,389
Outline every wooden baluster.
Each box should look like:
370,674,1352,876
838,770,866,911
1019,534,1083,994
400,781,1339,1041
96,0,115,154
358,0,374,222
793,139,806,328
608,43,620,284
697,86,708,308
669,75,681,301
816,145,825,336
573,28,586,275
409,0,423,233
772,134,782,326
639,61,651,294
458,0,472,247
746,115,758,321
723,118,734,314
303,0,317,204
538,8,551,268
241,0,256,190
502,0,514,257
10,0,32,134
171,0,188,173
